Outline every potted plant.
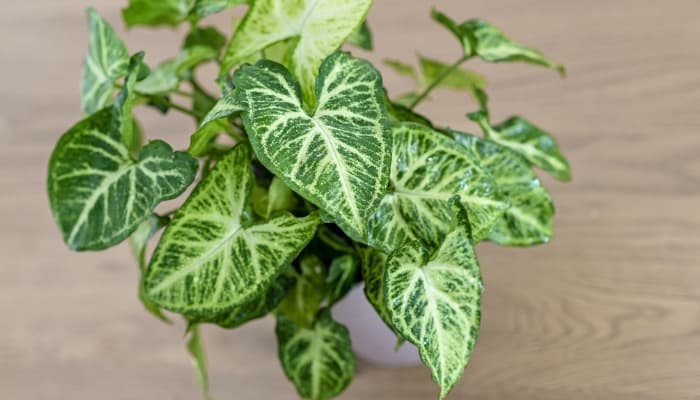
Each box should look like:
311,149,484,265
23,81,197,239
47,1,571,399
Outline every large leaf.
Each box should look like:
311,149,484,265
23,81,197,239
360,248,394,330
144,144,319,315
49,57,198,251
453,132,555,245
367,122,507,253
276,310,356,400
221,0,372,106
471,113,571,181
81,8,129,114
234,51,391,242
122,0,194,27
384,204,482,399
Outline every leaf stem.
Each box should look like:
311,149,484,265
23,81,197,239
186,324,212,400
408,54,470,109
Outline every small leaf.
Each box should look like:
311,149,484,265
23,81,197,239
453,132,555,245
419,56,486,101
387,103,433,127
199,88,244,127
122,0,194,27
81,8,129,114
384,204,482,399
185,324,211,400
184,26,227,54
135,46,218,95
221,0,372,107
383,59,418,80
278,255,328,328
346,21,373,51
49,57,198,251
276,310,356,400
144,144,319,316
326,255,358,305
253,177,298,219
317,225,355,254
431,8,476,57
368,122,507,253
470,113,571,181
191,0,247,19
188,88,244,156
234,51,391,243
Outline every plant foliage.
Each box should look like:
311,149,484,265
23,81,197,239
47,2,570,399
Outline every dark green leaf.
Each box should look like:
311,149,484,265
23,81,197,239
431,8,476,57
184,26,227,54
278,255,328,328
326,255,358,305
276,310,356,400
81,8,129,114
360,248,394,330
234,51,391,243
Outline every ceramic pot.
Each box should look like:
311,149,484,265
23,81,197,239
333,285,421,367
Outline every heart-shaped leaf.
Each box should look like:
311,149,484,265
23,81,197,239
470,112,571,181
453,132,555,245
49,56,198,251
384,204,482,399
367,122,507,253
234,51,391,242
222,0,372,106
276,309,356,400
144,143,319,316
81,8,129,114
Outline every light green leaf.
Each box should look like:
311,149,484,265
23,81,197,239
221,0,372,106
234,51,391,242
278,255,328,328
326,255,358,305
276,310,356,400
144,144,319,316
471,113,571,181
346,21,373,51
253,177,298,219
419,56,485,100
367,122,507,253
49,57,198,251
188,88,244,156
199,89,244,127
191,0,247,19
192,272,296,328
383,59,418,79
431,8,475,57
360,248,394,330
184,26,227,54
453,132,555,245
81,8,129,114
122,0,194,27
185,324,211,400
384,204,482,399
135,46,218,95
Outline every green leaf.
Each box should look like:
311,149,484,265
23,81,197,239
419,56,485,100
326,255,358,305
122,0,194,27
221,0,372,106
387,103,433,127
383,59,418,80
191,0,247,19
200,89,244,127
49,57,198,251
192,272,296,328
130,214,172,322
234,51,391,243
144,144,319,316
278,255,328,328
316,226,355,254
367,122,507,253
254,177,298,219
81,8,129,114
346,21,373,50
470,113,571,181
431,8,476,57
276,310,356,400
384,204,482,399
360,248,394,330
188,88,244,156
184,26,227,54
185,324,211,400
135,46,218,95
453,132,555,245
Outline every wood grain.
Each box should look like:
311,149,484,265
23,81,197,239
1,0,699,399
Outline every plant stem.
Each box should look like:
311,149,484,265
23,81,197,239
408,54,470,109
186,324,212,400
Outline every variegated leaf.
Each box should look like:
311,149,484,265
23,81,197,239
367,122,507,253
191,272,296,328
384,204,482,399
453,132,555,245
234,51,391,242
81,8,129,114
471,113,571,181
326,255,358,305
49,56,198,251
188,89,244,156
360,248,394,330
276,310,356,400
144,144,319,315
221,0,372,106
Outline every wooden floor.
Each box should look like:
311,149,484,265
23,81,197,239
2,0,699,399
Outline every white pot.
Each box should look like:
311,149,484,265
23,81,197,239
333,285,421,367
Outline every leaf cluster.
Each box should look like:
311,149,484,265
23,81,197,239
48,2,571,399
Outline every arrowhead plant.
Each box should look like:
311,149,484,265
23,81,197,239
47,2,571,399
